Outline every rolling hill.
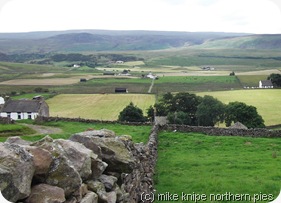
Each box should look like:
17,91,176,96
199,34,281,49
0,30,249,54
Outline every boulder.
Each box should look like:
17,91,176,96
0,143,35,202
32,136,82,197
24,146,53,175
70,130,135,173
54,139,96,180
25,184,65,203
80,192,98,203
98,175,118,191
91,157,108,180
5,136,31,146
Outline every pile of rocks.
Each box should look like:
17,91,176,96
0,127,159,203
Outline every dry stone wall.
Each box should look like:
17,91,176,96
164,124,281,138
0,126,159,203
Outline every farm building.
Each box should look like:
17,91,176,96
0,98,49,120
229,122,248,129
115,88,128,93
0,97,4,105
259,80,273,88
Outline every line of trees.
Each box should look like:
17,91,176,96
118,92,265,129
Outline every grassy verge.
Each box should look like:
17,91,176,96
13,120,152,143
155,131,281,203
0,124,36,141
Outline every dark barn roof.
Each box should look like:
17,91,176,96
1,100,42,112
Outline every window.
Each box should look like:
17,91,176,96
7,112,11,118
28,113,32,119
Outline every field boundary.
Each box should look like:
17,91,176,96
164,124,281,138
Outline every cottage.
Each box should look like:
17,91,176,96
0,98,49,120
259,80,273,88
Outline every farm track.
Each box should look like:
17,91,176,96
148,79,155,93
20,124,63,135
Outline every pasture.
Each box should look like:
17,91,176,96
156,131,281,203
197,89,281,126
47,94,155,120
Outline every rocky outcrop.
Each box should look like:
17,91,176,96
0,126,159,203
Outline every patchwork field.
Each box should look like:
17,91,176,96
197,89,281,126
47,94,155,120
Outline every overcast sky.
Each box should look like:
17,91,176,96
0,0,281,34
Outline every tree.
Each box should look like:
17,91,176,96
146,105,155,122
158,92,201,125
225,102,265,128
268,73,281,87
167,111,191,125
196,95,225,126
118,102,146,122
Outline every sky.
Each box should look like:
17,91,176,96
0,0,281,34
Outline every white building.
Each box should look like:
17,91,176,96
259,80,274,88
0,99,49,120
0,97,4,105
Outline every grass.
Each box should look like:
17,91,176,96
197,89,281,126
13,120,151,143
155,131,281,203
237,75,268,87
47,94,155,120
154,76,241,92
0,124,36,141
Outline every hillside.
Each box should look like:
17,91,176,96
199,34,281,49
0,30,248,54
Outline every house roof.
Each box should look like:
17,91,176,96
1,100,43,112
260,80,273,86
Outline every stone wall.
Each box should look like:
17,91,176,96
0,116,14,124
164,124,281,138
35,116,152,126
0,126,159,203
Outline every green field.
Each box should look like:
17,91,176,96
197,89,281,126
47,94,155,120
155,131,281,203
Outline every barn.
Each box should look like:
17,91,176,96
115,88,128,93
259,80,274,88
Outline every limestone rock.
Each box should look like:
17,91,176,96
32,136,82,197
0,143,35,202
25,184,65,203
80,192,98,203
98,175,118,191
55,139,96,180
24,146,53,175
70,131,135,173
5,136,31,146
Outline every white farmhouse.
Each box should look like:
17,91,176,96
259,80,274,88
0,98,49,120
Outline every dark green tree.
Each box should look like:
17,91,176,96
267,73,281,87
146,105,155,122
118,102,146,122
225,101,265,128
196,95,225,126
167,111,191,125
154,102,168,116
158,92,201,124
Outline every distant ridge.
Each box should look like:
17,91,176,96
199,34,281,49
1,29,280,53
